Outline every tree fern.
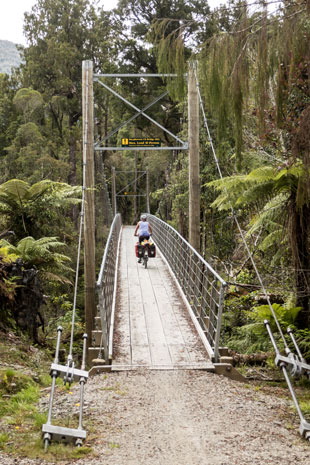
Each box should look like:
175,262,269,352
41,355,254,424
0,179,81,238
0,237,72,280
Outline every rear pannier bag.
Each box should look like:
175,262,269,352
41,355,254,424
135,242,143,257
148,243,156,257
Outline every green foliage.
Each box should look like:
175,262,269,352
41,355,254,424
0,237,72,282
292,329,310,362
252,303,301,330
47,307,83,345
200,5,251,167
207,165,294,212
32,411,48,429
0,248,19,307
226,323,273,354
155,19,186,100
0,178,81,240
13,88,44,123
0,370,37,419
224,301,301,354
0,432,9,450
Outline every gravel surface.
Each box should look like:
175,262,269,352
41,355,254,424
1,369,310,465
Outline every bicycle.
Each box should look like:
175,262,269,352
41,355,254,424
141,240,150,269
135,237,156,268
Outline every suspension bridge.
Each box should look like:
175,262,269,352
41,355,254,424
91,219,226,372
41,60,310,450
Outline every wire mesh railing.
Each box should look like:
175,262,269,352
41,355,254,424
96,213,122,362
147,214,227,362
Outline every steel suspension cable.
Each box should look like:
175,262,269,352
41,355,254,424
68,68,88,364
193,68,289,351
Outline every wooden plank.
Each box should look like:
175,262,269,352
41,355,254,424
112,226,212,370
137,262,172,365
131,344,152,366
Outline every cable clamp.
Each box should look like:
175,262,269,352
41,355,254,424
275,354,310,378
300,419,310,441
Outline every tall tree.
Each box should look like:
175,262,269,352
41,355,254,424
21,0,116,187
0,73,20,177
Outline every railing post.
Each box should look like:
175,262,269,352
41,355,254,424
213,284,226,362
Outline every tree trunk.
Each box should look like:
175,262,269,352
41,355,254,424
291,203,310,328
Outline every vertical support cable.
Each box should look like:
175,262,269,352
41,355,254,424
146,169,150,214
112,166,117,216
68,100,87,362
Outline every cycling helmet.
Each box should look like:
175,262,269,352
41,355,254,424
140,214,147,221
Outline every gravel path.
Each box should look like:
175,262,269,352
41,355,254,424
1,369,310,465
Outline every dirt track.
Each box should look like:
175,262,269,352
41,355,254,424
2,369,310,465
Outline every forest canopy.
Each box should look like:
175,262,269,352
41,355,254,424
0,0,310,354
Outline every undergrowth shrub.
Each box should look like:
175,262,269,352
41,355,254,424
223,297,301,354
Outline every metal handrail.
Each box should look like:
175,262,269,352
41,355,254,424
147,214,227,362
96,213,122,362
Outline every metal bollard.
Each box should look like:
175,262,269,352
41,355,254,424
76,334,88,447
43,326,63,451
42,330,88,450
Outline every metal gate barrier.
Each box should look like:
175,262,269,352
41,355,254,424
147,214,227,362
96,213,122,363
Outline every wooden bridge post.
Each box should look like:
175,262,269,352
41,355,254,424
82,60,96,359
188,62,200,252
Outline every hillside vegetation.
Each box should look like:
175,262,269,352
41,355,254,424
0,40,22,74
0,0,309,368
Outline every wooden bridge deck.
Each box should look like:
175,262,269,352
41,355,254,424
112,226,214,370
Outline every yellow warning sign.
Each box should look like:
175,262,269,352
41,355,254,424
121,138,161,147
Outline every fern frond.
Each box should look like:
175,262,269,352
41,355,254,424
247,193,288,236
235,180,274,208
245,166,275,181
259,230,283,252
40,271,72,285
0,179,29,199
27,180,52,200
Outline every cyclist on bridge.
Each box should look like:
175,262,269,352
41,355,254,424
134,214,152,242
134,214,153,263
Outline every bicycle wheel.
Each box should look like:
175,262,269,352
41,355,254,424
144,251,148,269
